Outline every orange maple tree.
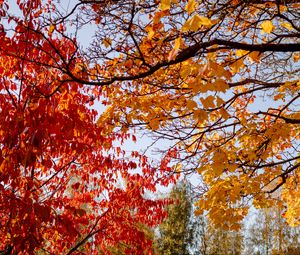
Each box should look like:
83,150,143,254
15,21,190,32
42,0,300,231
0,1,178,254
50,0,300,229
2,0,300,253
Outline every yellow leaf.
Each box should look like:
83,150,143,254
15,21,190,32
174,163,182,173
214,79,229,93
182,20,191,32
186,99,197,110
182,14,212,32
147,27,155,39
261,20,274,34
274,93,284,101
188,82,208,93
102,38,112,48
174,37,181,51
220,108,230,120
281,21,293,31
102,37,111,48
149,118,160,130
160,0,171,11
168,37,181,60
48,24,55,36
194,109,208,122
230,58,244,73
200,95,215,108
216,96,225,107
248,51,261,63
236,49,248,58
294,53,300,62
279,5,288,13
209,61,231,78
193,14,212,28
185,0,197,14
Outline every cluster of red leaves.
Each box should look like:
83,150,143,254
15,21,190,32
0,1,176,254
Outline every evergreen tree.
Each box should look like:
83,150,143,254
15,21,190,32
155,182,197,255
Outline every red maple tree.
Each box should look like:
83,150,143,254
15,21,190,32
0,1,177,254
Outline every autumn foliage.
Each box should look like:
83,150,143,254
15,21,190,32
0,1,178,254
1,0,300,254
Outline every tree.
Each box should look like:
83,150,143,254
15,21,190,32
198,217,243,255
245,209,274,255
0,1,178,254
59,0,300,228
155,182,197,255
2,0,300,252
155,182,243,255
245,207,300,255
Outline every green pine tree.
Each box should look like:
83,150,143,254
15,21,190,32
155,181,197,255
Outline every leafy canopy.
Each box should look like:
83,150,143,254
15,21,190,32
0,0,178,254
1,0,300,253
74,0,300,229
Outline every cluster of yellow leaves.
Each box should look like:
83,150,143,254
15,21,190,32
182,14,213,32
89,0,300,230
160,0,212,32
195,176,248,230
261,19,293,34
260,20,275,34
159,0,177,11
282,174,300,226
185,0,197,14
236,50,262,63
